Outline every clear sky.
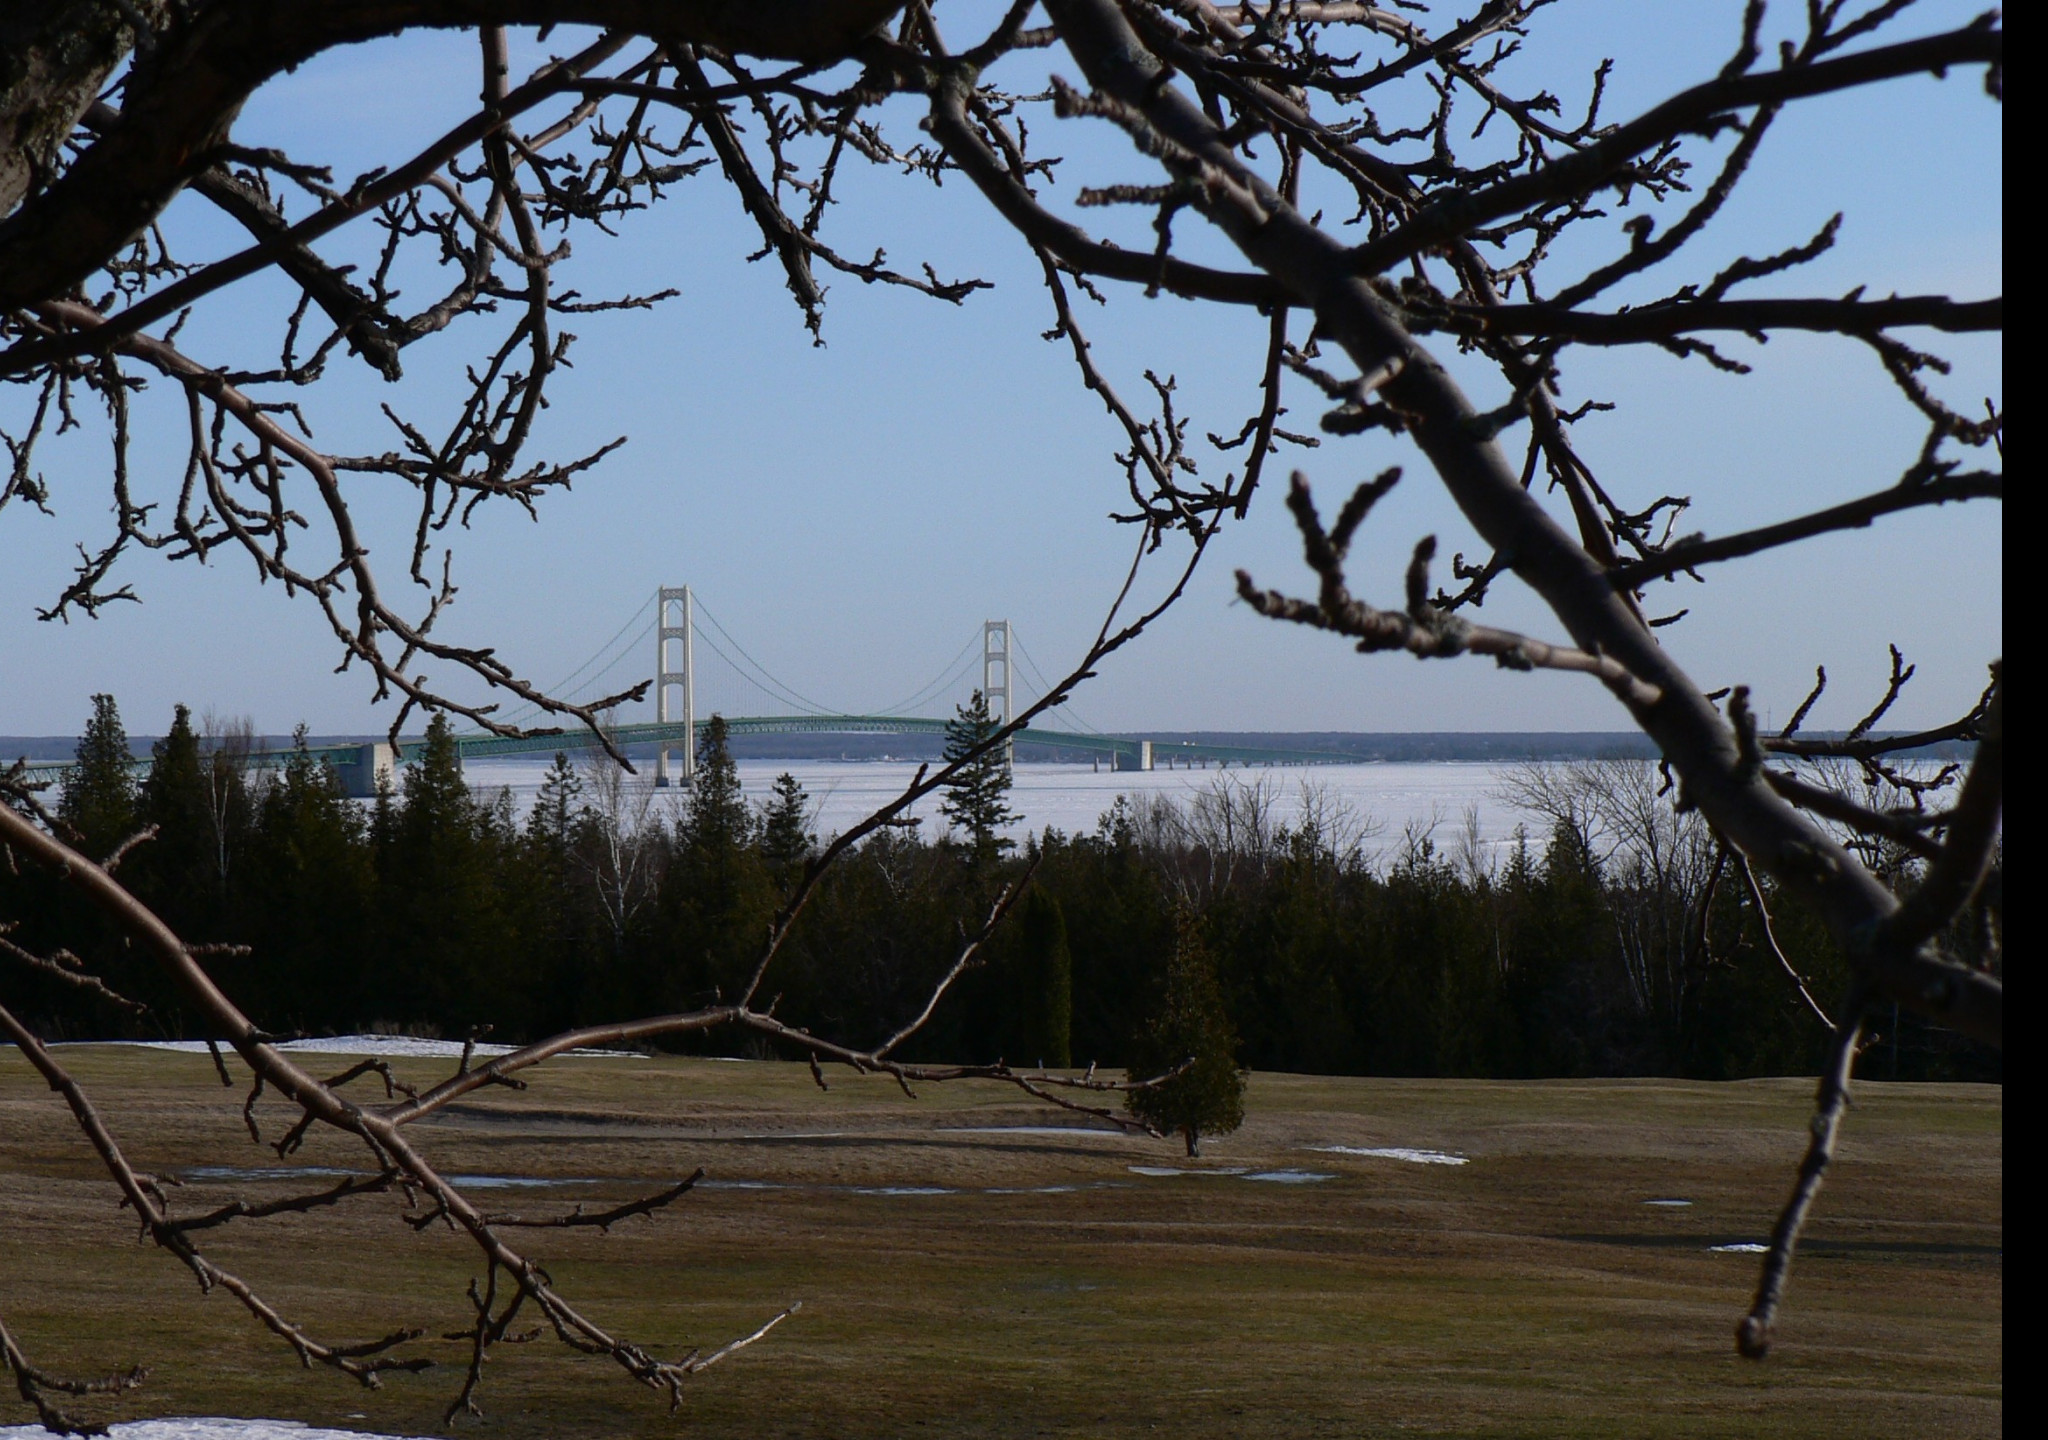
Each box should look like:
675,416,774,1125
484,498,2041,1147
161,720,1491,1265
1,2,2002,739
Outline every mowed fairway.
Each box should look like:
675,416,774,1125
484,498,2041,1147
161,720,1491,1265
0,1048,2000,1439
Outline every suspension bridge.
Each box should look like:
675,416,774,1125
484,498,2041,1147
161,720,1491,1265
21,587,1351,795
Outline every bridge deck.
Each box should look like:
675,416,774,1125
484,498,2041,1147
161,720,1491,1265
14,716,1350,789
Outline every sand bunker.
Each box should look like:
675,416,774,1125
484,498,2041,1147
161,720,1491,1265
1308,1145,1468,1166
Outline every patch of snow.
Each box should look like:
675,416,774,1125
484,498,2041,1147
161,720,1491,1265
1308,1145,1469,1166
1243,1169,1335,1184
851,1186,955,1196
1128,1165,1247,1178
1643,1198,1693,1207
0,1422,413,1439
1709,1242,1770,1254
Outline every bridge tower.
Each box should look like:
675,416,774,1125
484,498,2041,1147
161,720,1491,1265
655,586,695,787
983,619,1013,763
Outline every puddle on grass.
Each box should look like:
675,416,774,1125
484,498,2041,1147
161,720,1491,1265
0,1422,414,1439
182,1166,606,1190
940,1126,1128,1139
1644,1199,1694,1207
1709,1242,1770,1253
181,1166,356,1184
99,1036,639,1060
180,1167,1133,1201
698,1178,793,1192
1308,1145,1468,1166
1129,1165,1248,1178
1128,1165,1333,1184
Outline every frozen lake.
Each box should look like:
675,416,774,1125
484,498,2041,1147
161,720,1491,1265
461,756,1545,859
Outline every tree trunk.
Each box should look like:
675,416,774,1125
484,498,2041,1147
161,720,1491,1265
0,1,159,219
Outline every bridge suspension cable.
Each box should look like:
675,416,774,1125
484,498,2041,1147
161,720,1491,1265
484,591,1107,743
689,597,840,716
497,593,657,727
1011,628,1105,735
876,629,983,717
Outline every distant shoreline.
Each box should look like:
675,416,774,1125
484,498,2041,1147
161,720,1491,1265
3,729,1973,764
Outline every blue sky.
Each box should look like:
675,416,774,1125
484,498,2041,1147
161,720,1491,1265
1,2,2001,738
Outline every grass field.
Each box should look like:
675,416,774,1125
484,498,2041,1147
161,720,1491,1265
0,1047,2001,1438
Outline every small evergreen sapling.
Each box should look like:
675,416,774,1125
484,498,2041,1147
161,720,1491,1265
1125,910,1246,1157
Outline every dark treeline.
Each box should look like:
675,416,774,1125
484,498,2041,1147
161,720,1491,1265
3,696,1998,1083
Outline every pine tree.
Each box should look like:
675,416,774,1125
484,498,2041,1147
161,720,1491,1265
760,772,814,869
59,693,137,854
377,713,515,1031
1125,910,1245,1156
135,704,218,935
684,715,752,853
1011,886,1072,1068
655,713,774,1019
526,753,583,855
245,725,372,1028
939,689,1015,856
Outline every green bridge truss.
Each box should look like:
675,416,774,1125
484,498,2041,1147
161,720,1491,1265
15,715,1352,793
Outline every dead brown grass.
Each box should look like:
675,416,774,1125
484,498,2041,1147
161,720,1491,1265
0,1047,2000,1438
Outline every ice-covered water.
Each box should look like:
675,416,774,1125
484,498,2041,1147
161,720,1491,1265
461,756,1542,856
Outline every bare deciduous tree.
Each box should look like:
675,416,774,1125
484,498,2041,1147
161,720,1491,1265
2,0,2000,1425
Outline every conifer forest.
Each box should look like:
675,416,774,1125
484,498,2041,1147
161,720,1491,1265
5,695,1995,1089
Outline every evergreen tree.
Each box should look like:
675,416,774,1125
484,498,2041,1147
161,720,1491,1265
1010,886,1072,1068
526,753,584,855
376,713,516,1031
650,714,775,1021
684,715,752,852
1125,910,1245,1156
760,772,814,869
135,705,219,935
59,693,137,854
243,726,373,1028
520,753,589,1034
939,689,1015,856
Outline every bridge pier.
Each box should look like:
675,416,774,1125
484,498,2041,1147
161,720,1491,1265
1112,740,1153,772
334,743,396,799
